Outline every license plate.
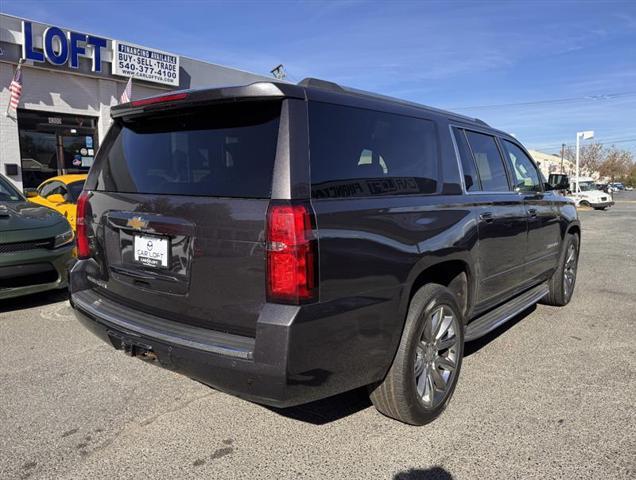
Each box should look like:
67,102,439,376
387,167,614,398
133,235,169,269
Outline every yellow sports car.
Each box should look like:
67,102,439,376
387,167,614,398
27,174,87,231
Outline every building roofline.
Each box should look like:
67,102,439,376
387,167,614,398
0,12,274,82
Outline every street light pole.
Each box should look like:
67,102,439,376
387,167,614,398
575,130,594,193
576,134,580,192
561,143,565,174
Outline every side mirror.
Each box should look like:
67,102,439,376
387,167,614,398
24,188,38,198
46,193,66,204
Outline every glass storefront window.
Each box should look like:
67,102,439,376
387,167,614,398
18,130,58,188
62,136,95,173
17,109,98,190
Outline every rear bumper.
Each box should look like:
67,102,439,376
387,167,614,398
69,259,396,407
0,244,75,300
72,293,292,406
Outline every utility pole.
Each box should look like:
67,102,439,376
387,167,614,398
560,143,565,173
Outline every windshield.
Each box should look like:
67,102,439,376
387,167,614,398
578,181,597,192
0,175,24,202
66,181,85,202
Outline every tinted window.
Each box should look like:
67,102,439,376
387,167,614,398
309,102,438,198
66,181,85,202
453,128,480,191
0,175,23,202
502,140,541,192
39,181,64,198
464,131,510,192
93,102,281,198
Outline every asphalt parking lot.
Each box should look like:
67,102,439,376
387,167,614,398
1,192,634,480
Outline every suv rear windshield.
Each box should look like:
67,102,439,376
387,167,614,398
92,101,281,198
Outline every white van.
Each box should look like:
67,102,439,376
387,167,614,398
569,177,614,210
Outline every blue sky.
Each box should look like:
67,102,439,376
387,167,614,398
3,0,636,155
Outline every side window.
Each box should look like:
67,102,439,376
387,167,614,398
56,184,69,200
502,140,541,193
464,131,510,192
39,181,59,198
452,127,480,191
309,102,439,198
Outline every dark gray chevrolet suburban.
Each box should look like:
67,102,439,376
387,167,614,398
69,79,580,425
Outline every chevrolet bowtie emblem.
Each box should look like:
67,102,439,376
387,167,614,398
126,216,148,230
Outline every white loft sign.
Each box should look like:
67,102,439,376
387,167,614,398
112,41,179,87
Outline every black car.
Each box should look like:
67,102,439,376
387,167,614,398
69,79,580,425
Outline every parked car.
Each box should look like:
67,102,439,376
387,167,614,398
69,79,581,425
610,182,625,191
626,186,634,191
568,177,614,210
26,174,87,231
0,173,75,300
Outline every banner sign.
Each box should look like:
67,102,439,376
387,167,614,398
113,41,179,86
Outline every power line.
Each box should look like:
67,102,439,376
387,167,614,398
451,91,636,110
531,137,636,152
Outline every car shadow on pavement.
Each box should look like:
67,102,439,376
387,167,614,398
0,288,68,314
394,467,453,480
265,386,373,425
265,305,537,425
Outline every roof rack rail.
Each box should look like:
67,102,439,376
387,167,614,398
298,77,489,127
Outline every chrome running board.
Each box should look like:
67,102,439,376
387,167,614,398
464,282,549,342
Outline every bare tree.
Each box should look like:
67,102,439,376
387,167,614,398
598,147,634,183
626,161,636,187
563,142,605,176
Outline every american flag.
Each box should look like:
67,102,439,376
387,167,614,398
120,77,132,104
6,61,23,117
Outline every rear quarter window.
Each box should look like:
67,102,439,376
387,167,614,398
66,181,85,202
92,101,281,198
308,102,439,198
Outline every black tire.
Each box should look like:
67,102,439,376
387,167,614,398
369,284,464,425
579,200,591,207
543,233,580,306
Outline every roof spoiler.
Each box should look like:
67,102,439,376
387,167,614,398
110,81,303,119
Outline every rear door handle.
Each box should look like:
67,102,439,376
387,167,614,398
527,208,537,217
479,211,494,223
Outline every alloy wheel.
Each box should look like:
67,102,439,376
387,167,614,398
563,243,578,299
414,305,460,409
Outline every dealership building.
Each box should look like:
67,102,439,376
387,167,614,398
0,13,272,191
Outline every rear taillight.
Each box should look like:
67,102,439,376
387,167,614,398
266,202,317,304
76,191,90,259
